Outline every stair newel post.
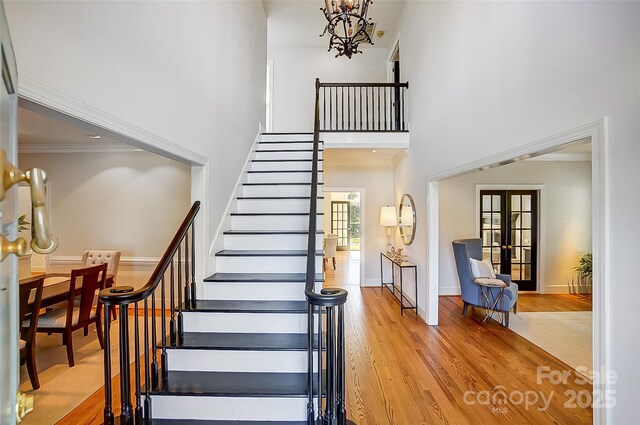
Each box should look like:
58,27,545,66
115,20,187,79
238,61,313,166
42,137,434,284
134,302,143,423
169,260,176,346
191,224,197,306
317,304,324,424
307,303,315,424
102,303,114,425
337,303,346,424
119,303,134,424
161,275,169,383
323,306,336,425
143,298,152,422
151,288,159,390
177,243,184,345
184,230,191,309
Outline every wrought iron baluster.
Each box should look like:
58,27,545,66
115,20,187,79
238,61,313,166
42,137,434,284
317,306,324,423
170,260,176,346
177,244,184,345
102,306,114,424
134,302,142,423
307,303,315,423
151,288,159,390
184,230,190,309
337,304,346,423
161,276,168,383
191,224,196,305
348,87,351,131
119,304,133,424
144,298,152,420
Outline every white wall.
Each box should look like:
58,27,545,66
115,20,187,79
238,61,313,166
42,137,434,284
5,0,267,252
439,160,592,295
19,151,191,286
268,47,389,132
324,163,394,285
390,1,640,421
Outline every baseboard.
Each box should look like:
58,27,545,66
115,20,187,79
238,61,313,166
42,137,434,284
439,286,461,296
362,278,381,287
541,284,573,295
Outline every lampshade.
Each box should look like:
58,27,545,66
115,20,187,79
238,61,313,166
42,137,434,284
380,206,398,227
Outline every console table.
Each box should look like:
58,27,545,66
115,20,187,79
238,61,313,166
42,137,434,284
380,252,418,316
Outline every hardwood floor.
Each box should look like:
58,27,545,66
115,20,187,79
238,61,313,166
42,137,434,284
60,251,592,424
516,293,592,312
341,289,592,424
325,250,361,287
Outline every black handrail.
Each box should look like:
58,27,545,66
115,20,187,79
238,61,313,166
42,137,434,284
318,81,409,132
306,79,351,425
99,201,200,424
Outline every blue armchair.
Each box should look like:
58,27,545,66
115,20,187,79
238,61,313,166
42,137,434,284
452,239,518,326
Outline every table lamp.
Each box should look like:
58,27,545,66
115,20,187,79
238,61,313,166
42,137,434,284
380,205,398,249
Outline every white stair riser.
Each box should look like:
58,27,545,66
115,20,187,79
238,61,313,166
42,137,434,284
242,184,322,197
237,198,322,213
258,142,318,151
183,312,307,333
251,161,315,171
167,350,317,373
247,171,323,183
261,134,313,142
254,150,321,161
149,395,310,420
231,215,323,231
215,256,323,273
223,234,322,251
202,281,321,301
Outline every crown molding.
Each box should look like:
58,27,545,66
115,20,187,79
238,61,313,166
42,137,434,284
19,141,142,154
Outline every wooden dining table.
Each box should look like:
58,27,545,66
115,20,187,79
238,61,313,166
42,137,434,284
19,272,115,309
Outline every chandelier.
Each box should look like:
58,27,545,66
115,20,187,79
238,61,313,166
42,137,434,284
320,0,374,58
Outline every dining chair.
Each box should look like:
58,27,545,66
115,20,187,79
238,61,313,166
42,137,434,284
19,278,44,389
82,250,120,321
28,263,108,367
323,235,339,271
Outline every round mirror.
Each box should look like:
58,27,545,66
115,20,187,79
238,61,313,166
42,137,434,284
398,194,416,245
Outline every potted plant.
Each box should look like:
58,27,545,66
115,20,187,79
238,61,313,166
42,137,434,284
572,253,592,294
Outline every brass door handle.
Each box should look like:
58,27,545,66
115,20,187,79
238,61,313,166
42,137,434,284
0,236,26,261
501,245,513,249
1,150,58,256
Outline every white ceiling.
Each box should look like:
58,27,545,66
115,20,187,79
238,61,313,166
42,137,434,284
265,0,405,49
18,107,133,153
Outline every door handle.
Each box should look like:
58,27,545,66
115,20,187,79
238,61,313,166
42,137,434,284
1,150,58,256
501,245,513,249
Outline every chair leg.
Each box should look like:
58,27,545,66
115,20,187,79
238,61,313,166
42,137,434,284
462,302,469,317
504,312,510,328
84,326,89,336
110,306,117,321
332,257,336,270
65,330,75,367
513,301,518,314
26,350,40,390
323,258,326,272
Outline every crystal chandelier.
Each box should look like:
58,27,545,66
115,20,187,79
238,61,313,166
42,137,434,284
320,0,374,58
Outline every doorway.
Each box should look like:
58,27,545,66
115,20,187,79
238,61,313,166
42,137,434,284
479,190,538,291
323,189,364,287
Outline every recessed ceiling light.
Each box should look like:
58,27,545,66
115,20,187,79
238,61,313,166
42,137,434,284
87,134,102,139
372,149,377,153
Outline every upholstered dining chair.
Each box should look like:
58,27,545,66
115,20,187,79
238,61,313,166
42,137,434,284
323,235,339,271
28,264,108,367
82,250,121,281
19,278,44,389
452,238,518,326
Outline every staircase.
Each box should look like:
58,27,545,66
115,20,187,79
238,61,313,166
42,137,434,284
149,133,324,423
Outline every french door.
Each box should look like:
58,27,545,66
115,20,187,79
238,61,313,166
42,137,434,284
480,190,538,291
331,201,350,251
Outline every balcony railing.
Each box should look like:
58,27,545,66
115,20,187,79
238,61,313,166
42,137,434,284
318,82,409,132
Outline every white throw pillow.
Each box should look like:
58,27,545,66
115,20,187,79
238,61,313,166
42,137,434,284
470,258,496,279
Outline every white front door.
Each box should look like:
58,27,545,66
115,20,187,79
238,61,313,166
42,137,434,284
0,1,21,422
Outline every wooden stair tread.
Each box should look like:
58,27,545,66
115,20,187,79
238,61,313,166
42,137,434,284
188,299,308,313
204,272,324,282
171,332,318,351
215,250,322,257
152,371,315,397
